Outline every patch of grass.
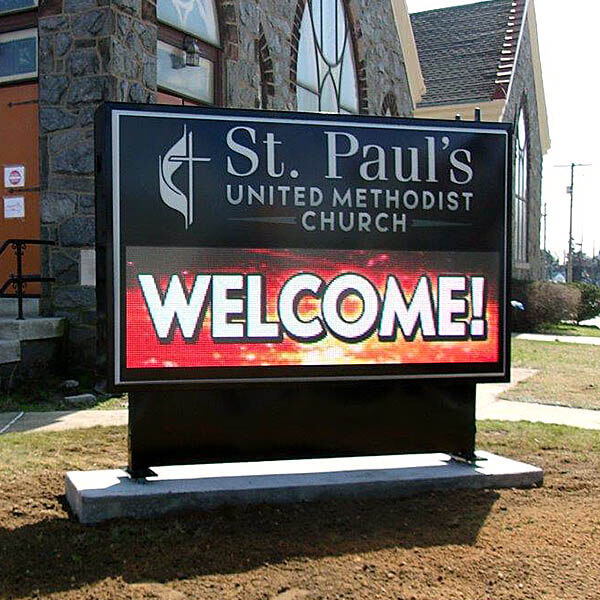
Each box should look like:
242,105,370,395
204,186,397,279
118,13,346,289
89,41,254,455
2,420,597,478
0,393,128,413
92,395,128,410
535,323,600,338
477,420,600,457
0,375,65,412
0,373,127,413
503,339,600,409
0,426,127,474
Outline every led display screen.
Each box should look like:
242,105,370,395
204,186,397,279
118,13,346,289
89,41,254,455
97,104,511,389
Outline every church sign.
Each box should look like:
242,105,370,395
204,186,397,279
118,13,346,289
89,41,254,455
96,104,511,391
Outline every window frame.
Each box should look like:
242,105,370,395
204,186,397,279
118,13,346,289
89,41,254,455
156,1,224,107
295,0,360,115
0,17,37,86
0,0,37,19
514,106,529,266
0,1,36,35
157,36,216,105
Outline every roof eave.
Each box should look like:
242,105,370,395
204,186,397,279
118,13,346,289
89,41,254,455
501,0,550,154
528,0,551,154
392,0,426,109
414,99,506,122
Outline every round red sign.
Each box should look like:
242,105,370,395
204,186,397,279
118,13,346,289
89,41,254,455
8,170,22,186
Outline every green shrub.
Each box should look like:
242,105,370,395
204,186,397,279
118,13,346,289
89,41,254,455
572,282,600,324
510,280,581,332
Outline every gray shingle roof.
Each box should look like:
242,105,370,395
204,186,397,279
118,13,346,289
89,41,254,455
410,0,514,107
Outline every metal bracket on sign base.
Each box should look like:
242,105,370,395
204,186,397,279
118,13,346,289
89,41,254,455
449,451,488,465
125,466,158,481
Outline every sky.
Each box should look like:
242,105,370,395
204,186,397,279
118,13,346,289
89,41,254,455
405,0,600,261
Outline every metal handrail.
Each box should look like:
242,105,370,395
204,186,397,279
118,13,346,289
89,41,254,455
0,238,56,320
0,238,55,255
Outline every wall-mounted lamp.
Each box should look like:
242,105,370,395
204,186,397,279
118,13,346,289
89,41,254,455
184,36,202,67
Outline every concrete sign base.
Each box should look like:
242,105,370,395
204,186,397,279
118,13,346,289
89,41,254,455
66,451,543,525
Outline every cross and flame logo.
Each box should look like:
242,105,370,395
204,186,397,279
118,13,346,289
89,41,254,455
159,125,211,230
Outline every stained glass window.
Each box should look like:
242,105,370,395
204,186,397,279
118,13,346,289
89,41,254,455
0,29,37,84
157,0,220,46
0,0,37,16
514,108,528,263
296,0,359,114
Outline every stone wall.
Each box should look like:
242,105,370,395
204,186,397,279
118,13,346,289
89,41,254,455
503,15,543,281
38,0,157,366
352,0,413,117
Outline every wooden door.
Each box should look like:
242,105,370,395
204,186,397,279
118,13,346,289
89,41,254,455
0,83,40,296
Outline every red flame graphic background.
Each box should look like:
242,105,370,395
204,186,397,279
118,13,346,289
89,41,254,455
125,248,501,370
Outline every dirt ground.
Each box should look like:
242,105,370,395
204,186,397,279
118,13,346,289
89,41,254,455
1,422,599,600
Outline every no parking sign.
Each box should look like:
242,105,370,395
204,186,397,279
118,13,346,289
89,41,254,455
3,165,25,189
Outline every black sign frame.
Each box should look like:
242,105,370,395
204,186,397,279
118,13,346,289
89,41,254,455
96,103,512,392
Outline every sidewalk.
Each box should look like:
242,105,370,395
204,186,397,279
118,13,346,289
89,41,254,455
476,368,600,430
1,366,599,434
0,409,128,435
512,317,600,346
514,333,600,346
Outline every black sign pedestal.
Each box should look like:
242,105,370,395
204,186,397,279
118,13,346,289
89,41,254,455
127,381,476,477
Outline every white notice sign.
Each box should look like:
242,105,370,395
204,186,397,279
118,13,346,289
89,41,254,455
3,196,25,219
80,249,96,287
4,165,26,188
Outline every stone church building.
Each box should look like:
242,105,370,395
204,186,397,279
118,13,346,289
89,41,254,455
410,0,550,281
0,0,548,368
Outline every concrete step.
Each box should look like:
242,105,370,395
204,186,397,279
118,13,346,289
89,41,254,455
0,340,20,364
0,298,39,318
0,317,65,367
0,317,65,342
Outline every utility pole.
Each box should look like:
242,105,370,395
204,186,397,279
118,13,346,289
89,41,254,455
555,163,592,283
540,202,548,279
542,202,547,253
575,241,583,283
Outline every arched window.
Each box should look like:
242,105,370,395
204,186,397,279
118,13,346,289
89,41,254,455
382,92,399,117
296,0,359,114
157,0,222,105
514,108,528,263
256,24,274,110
